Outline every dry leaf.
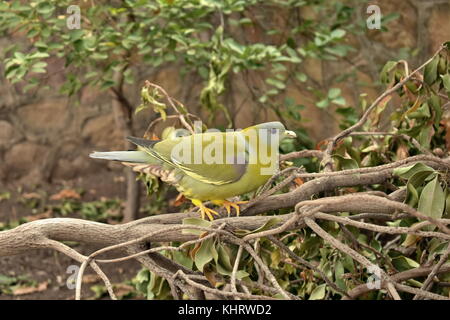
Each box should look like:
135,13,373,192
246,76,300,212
82,274,101,284
440,118,450,150
113,176,125,183
24,210,52,222
396,143,409,160
171,193,186,207
402,234,421,247
13,281,48,295
294,177,304,186
371,95,392,127
315,139,329,150
113,283,135,298
189,232,208,260
50,189,81,201
22,192,41,199
203,269,218,287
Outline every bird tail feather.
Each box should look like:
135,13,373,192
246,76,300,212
89,151,152,163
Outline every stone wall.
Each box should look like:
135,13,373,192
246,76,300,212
1,0,449,188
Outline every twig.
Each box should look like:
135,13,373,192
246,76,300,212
313,212,450,241
268,236,351,298
280,150,324,162
394,283,449,300
296,155,450,179
47,239,117,300
349,131,432,155
413,242,450,300
321,45,446,171
343,263,450,300
173,270,276,300
230,245,244,297
144,81,195,134
297,195,450,235
304,217,401,300
73,224,228,299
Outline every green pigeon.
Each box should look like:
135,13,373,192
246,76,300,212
90,122,296,220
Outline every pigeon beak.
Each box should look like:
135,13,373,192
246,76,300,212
285,130,297,139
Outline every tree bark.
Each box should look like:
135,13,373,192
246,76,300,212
111,70,141,222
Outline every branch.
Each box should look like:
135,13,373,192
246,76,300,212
321,45,446,171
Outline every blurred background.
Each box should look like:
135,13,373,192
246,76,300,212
0,0,450,299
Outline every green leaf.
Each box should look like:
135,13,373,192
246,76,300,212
235,270,249,280
424,56,439,85
380,61,398,83
194,238,214,272
0,274,17,285
295,72,307,82
31,61,47,73
429,238,448,255
428,94,442,126
90,285,107,299
381,12,400,24
234,217,280,236
309,284,326,300
392,256,420,271
445,192,450,217
325,44,353,57
69,29,84,42
134,268,150,284
330,29,346,39
333,154,358,170
34,41,48,49
393,163,435,179
418,125,433,149
172,251,193,270
406,183,419,208
407,170,436,188
182,218,212,235
402,224,421,247
328,88,341,99
36,2,55,15
441,74,450,97
28,51,49,59
13,52,26,62
316,99,329,108
214,244,233,275
334,260,347,291
331,96,346,106
266,78,286,90
418,175,445,230
91,52,108,60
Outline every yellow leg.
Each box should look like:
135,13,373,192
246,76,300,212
211,200,248,217
191,199,220,221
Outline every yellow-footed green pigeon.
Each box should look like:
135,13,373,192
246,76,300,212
90,122,296,220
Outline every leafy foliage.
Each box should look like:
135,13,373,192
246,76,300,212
5,0,450,301
1,0,371,126
129,46,450,300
